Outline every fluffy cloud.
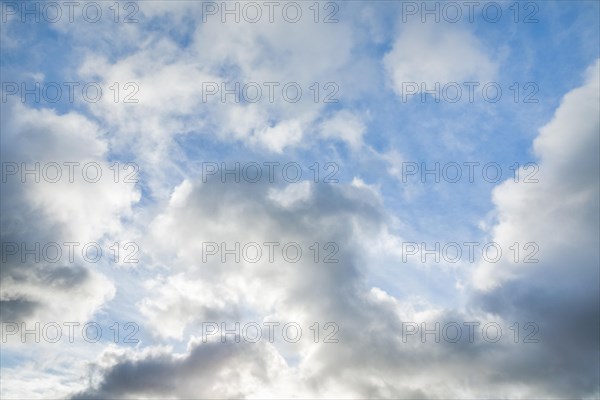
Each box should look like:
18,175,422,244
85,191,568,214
471,59,600,396
474,60,600,289
72,340,291,399
71,4,361,200
0,102,139,324
384,22,497,97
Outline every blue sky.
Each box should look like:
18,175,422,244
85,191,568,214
1,1,599,398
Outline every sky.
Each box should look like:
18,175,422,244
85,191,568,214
0,0,599,398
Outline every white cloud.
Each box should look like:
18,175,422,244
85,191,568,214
319,110,367,150
384,22,497,97
474,59,600,290
267,181,313,209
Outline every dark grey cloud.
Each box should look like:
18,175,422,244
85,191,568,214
72,341,283,399
0,298,39,322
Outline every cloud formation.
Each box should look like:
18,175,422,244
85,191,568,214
1,2,599,398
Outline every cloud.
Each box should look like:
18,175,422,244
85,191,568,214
319,109,367,150
73,5,360,197
471,59,600,396
72,339,292,399
384,22,497,97
142,176,384,335
72,159,600,397
474,59,600,290
0,102,139,325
